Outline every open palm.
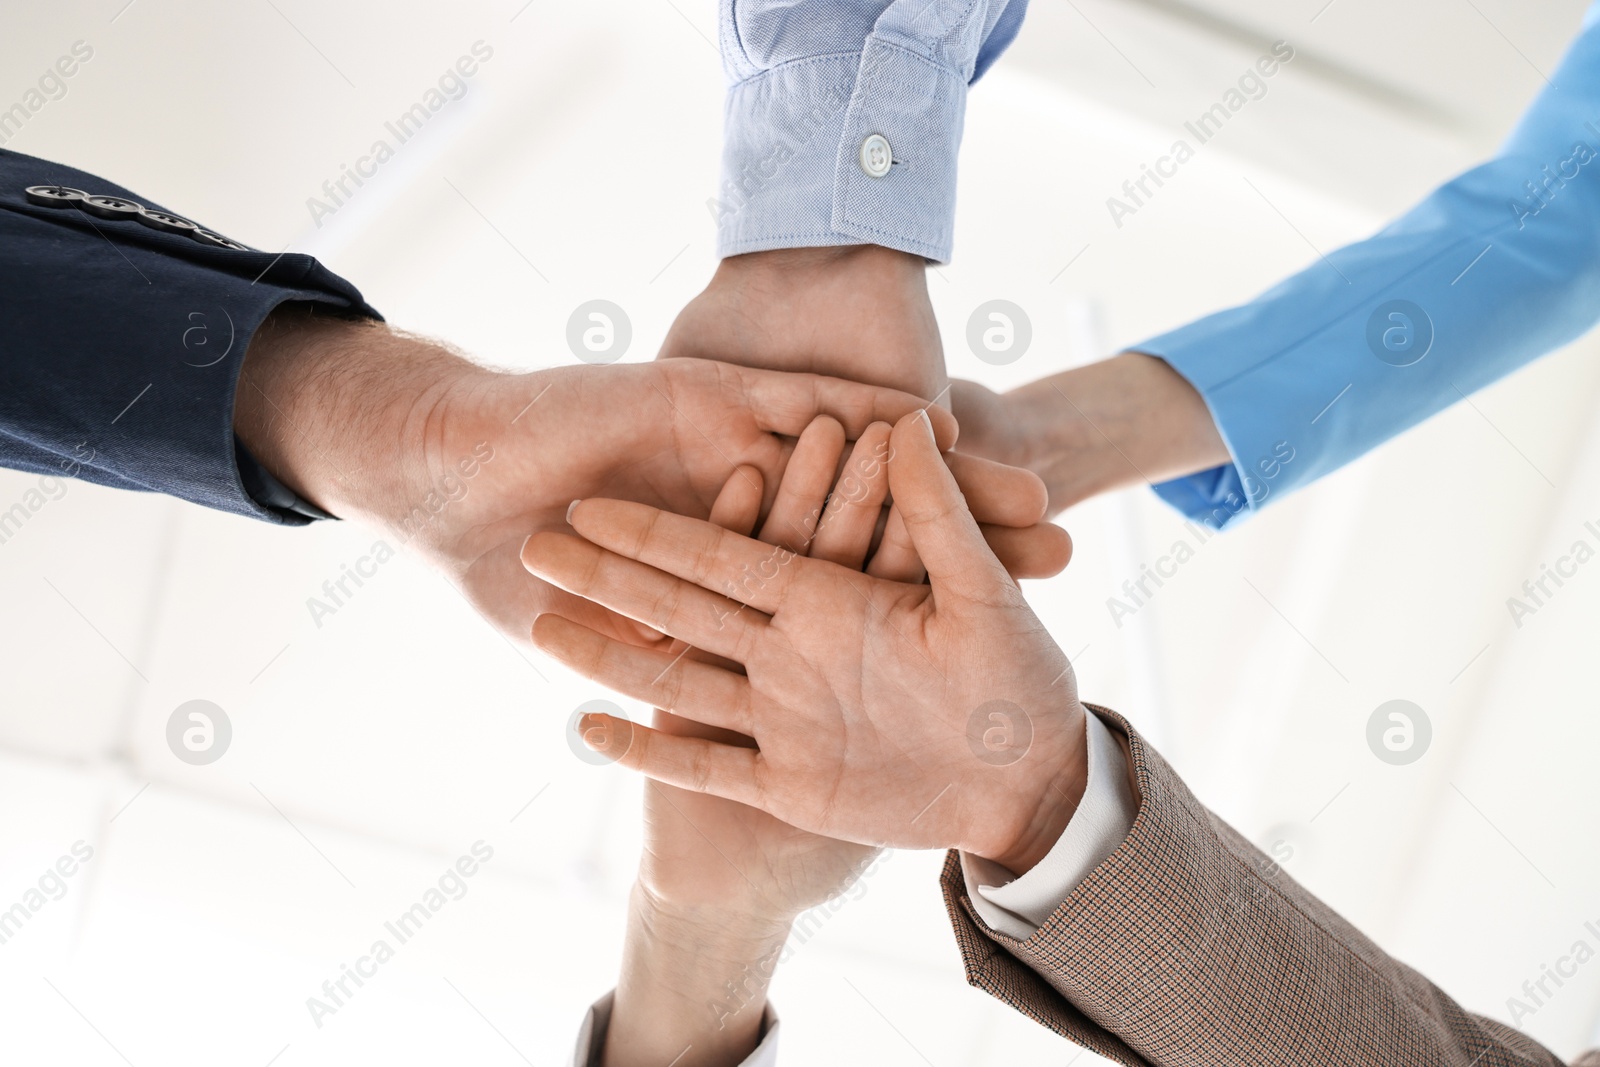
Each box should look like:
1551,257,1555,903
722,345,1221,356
525,412,1088,875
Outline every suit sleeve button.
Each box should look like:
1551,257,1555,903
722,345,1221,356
192,228,250,250
137,210,198,234
82,194,146,220
25,184,89,207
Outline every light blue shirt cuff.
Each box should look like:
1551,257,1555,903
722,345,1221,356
714,39,967,262
1136,3,1600,530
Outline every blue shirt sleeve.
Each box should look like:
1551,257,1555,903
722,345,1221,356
1139,3,1600,529
713,0,1029,264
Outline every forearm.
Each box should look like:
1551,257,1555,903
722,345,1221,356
997,353,1229,515
601,884,790,1067
232,305,485,525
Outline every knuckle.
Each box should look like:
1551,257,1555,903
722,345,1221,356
648,581,682,632
659,661,685,710
687,745,714,793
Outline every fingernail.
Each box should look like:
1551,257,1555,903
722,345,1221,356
566,499,582,525
916,407,936,442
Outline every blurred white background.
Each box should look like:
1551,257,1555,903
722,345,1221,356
3,0,1600,1063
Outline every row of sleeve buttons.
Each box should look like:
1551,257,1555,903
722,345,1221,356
24,184,252,250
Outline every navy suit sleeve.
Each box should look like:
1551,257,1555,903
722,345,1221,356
0,148,382,525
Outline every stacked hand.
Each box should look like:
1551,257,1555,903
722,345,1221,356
525,410,1091,878
236,274,1084,1067
525,410,1083,1066
233,308,1066,651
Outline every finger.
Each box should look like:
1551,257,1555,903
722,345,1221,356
667,463,767,675
532,614,753,734
758,416,844,553
564,500,803,615
522,530,765,660
887,411,1014,601
812,422,893,569
946,452,1049,529
651,462,761,646
982,522,1074,580
626,471,761,646
709,464,765,537
732,364,957,449
577,710,762,807
865,503,925,584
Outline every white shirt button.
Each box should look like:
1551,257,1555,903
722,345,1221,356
859,134,893,178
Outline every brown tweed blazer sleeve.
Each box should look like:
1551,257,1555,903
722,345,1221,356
940,705,1596,1067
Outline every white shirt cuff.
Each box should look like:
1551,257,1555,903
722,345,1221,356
574,991,781,1067
960,709,1138,940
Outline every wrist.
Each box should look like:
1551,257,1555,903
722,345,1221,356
970,702,1090,877
1010,352,1229,514
669,245,947,402
632,880,794,952
604,882,791,1067
233,305,488,524
716,244,926,286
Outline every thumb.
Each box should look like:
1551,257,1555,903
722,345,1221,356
886,410,1014,602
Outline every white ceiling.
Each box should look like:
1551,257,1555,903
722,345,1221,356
3,1,1600,1064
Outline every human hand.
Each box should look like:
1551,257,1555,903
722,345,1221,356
596,419,909,1067
231,307,961,649
234,308,1068,650
524,411,1090,877
659,246,948,403
634,417,911,922
659,245,1066,578
949,352,1230,518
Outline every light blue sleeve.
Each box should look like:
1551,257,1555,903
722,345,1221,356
713,0,1028,264
1139,3,1600,529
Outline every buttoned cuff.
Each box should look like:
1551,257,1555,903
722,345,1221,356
1137,314,1321,533
573,992,780,1067
714,39,967,263
961,709,1138,940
